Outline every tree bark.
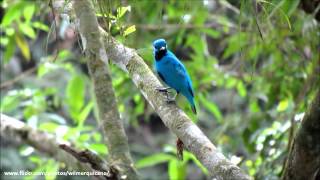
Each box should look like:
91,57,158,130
283,91,320,180
72,0,138,179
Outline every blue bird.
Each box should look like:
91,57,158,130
153,39,197,114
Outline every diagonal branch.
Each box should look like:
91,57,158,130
100,30,251,180
0,114,106,179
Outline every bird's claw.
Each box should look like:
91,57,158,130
155,87,171,93
166,99,176,104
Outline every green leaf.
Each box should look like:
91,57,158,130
237,81,247,97
0,37,9,46
202,29,221,38
78,102,94,126
19,23,36,39
117,6,131,19
136,153,175,169
23,4,35,22
168,160,178,180
3,36,15,63
78,133,90,142
1,2,26,27
39,122,59,133
123,25,136,36
66,75,85,117
88,143,108,155
15,33,31,60
168,160,186,180
29,155,42,165
277,99,289,112
198,94,222,122
32,21,49,31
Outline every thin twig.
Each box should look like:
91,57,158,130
253,1,264,40
0,66,37,89
59,144,116,179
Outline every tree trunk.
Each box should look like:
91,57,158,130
283,90,320,180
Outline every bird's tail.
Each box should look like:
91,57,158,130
191,104,197,114
185,92,197,114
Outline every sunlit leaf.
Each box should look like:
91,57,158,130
117,6,131,19
1,2,26,27
237,81,247,97
23,4,35,22
168,160,178,180
39,122,59,133
66,75,85,117
168,159,186,180
19,23,36,39
29,155,42,165
79,133,90,142
15,33,31,60
78,102,94,126
202,29,221,38
88,143,108,155
277,99,289,112
32,21,49,31
123,25,136,36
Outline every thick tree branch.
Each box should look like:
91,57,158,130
96,11,251,180
72,0,138,179
283,91,320,180
0,114,107,179
100,30,250,180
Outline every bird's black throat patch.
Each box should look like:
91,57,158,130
155,49,167,61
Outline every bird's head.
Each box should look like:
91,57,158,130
153,39,167,53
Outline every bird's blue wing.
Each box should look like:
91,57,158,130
173,58,195,97
170,55,195,96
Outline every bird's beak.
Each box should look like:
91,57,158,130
160,46,166,51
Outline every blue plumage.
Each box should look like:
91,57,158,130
153,39,197,114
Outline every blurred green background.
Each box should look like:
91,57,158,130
0,0,319,179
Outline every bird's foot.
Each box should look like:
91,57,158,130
155,87,171,93
166,98,176,104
